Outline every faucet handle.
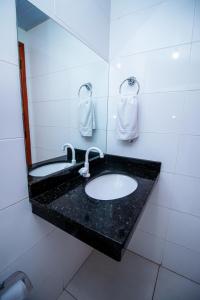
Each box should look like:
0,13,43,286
100,152,104,158
78,164,90,178
79,167,86,175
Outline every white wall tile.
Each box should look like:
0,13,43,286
31,147,62,163
163,241,200,283
192,0,200,42
137,203,170,239
138,92,185,134
26,19,103,77
29,71,73,101
0,228,91,296
109,45,191,97
128,229,164,264
144,45,191,93
58,291,75,300
28,271,63,300
149,172,200,217
96,0,111,19
149,172,174,208
31,126,71,152
109,54,146,97
0,139,28,210
181,90,200,135
67,250,158,300
30,100,71,128
0,0,18,64
154,267,200,300
111,0,164,20
167,211,200,253
52,229,92,286
176,135,200,178
189,42,200,90
0,230,60,293
28,62,108,100
54,0,110,61
107,131,179,172
70,129,107,152
0,62,24,139
110,0,194,58
0,199,55,271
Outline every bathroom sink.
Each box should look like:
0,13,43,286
29,162,73,177
85,173,138,200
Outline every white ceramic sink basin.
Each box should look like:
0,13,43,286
85,174,138,200
29,162,73,177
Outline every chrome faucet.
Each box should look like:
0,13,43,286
63,143,76,165
79,147,104,178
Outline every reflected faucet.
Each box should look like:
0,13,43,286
63,143,76,165
79,147,104,178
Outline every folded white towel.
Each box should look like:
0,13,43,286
116,95,139,141
79,96,96,137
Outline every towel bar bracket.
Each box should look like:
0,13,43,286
78,82,92,97
119,76,140,95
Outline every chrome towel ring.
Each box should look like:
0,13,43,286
78,82,92,97
119,76,140,95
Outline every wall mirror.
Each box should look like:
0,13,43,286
16,0,109,168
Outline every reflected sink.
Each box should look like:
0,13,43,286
29,162,73,177
85,174,138,200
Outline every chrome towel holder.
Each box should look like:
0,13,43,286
78,82,92,97
119,76,140,95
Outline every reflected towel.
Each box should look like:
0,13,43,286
79,96,96,137
116,95,139,141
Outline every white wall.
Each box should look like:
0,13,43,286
109,0,200,283
18,19,108,163
27,0,111,61
1,0,200,296
0,1,91,299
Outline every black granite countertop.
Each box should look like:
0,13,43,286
28,149,98,198
30,154,161,261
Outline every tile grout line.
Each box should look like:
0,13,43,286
65,290,79,300
108,88,200,96
110,0,166,22
162,265,200,287
110,40,200,59
64,249,94,291
0,137,24,142
0,196,29,212
27,59,106,79
0,227,56,279
108,88,200,99
107,129,200,137
126,249,160,267
148,200,200,220
152,264,161,300
128,224,200,259
29,96,107,103
0,59,18,67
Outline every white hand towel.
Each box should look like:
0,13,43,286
79,96,96,137
116,95,139,141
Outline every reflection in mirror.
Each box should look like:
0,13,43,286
16,0,108,167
